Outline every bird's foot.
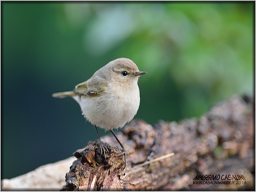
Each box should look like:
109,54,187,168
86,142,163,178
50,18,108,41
116,147,127,168
96,139,110,159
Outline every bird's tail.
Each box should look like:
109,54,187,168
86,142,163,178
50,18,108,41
52,91,76,98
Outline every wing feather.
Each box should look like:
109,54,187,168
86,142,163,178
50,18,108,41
74,76,107,96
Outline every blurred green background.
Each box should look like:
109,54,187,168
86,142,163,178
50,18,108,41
2,2,253,179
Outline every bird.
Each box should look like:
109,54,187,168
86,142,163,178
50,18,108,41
52,58,146,166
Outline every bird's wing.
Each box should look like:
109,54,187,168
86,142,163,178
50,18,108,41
74,80,88,95
74,76,107,96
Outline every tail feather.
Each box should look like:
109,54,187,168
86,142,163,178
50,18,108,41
52,91,76,98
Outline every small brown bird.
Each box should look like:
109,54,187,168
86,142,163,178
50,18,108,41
53,58,146,165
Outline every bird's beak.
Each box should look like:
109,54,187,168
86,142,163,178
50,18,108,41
133,71,147,76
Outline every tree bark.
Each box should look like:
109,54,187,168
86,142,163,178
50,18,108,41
63,94,254,190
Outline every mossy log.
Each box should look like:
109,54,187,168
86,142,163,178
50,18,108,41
63,95,254,190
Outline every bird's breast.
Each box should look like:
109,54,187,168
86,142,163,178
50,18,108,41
79,84,140,130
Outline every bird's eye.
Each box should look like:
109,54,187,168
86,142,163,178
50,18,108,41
122,71,128,76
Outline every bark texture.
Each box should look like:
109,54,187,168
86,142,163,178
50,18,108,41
63,94,254,190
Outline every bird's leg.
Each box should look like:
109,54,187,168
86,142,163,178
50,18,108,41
93,125,109,158
110,129,126,167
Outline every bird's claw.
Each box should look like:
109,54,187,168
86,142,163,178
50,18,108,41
97,139,109,159
117,147,127,168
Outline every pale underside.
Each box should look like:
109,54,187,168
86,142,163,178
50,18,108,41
72,76,140,130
